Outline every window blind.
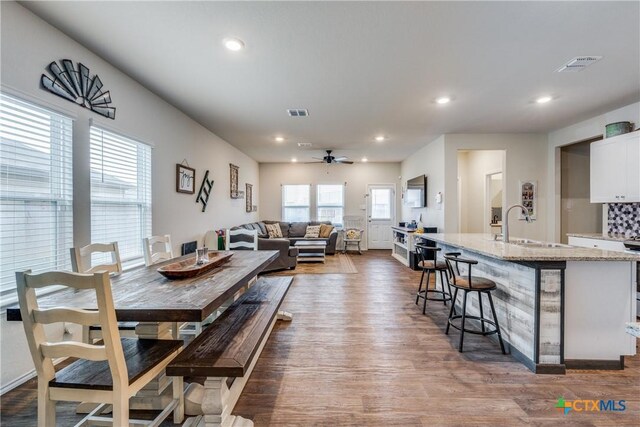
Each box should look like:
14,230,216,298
317,184,344,226
282,184,310,222
0,93,73,293
90,126,151,265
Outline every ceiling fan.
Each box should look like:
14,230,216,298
306,150,354,164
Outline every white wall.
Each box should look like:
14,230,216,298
259,162,401,248
399,136,446,231
0,2,259,391
444,134,549,240
547,102,640,241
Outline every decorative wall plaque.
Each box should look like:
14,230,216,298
230,163,240,198
40,59,116,119
518,180,537,220
196,170,214,212
176,163,195,194
245,183,253,213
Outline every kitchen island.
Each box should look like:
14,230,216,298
414,233,639,374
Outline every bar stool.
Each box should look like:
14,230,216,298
443,253,506,354
415,244,452,314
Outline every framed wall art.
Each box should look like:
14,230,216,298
176,163,196,194
245,183,253,213
230,163,240,198
518,180,537,220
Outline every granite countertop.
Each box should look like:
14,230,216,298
414,233,640,261
566,233,630,242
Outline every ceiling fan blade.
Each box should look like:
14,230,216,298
311,157,325,160
335,160,354,164
333,156,348,161
303,161,324,164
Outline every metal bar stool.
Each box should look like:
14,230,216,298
443,253,506,354
415,244,452,315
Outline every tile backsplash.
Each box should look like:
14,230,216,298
607,203,640,237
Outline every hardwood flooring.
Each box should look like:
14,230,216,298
2,250,639,426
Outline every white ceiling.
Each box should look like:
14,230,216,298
22,1,640,163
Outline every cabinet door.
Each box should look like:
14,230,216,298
590,138,627,203
625,133,640,202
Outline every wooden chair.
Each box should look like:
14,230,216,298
225,229,258,250
15,270,184,427
70,242,134,342
342,215,364,254
70,242,122,275
143,234,174,267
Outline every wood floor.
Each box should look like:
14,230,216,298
2,250,639,426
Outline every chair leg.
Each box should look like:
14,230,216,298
112,388,129,427
416,269,425,305
446,288,458,335
422,270,431,315
445,270,456,316
37,381,55,427
173,376,185,424
487,292,507,355
357,241,362,255
439,270,447,306
458,290,468,352
478,292,485,333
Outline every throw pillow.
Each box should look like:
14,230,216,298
266,223,283,238
304,225,321,238
346,229,361,240
319,224,334,238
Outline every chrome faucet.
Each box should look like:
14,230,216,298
503,204,532,243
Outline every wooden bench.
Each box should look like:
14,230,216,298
166,276,293,427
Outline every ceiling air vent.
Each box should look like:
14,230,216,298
556,56,603,72
297,142,312,148
287,109,309,117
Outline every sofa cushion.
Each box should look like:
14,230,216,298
266,223,283,238
256,222,267,236
319,224,334,238
304,225,321,238
289,222,308,237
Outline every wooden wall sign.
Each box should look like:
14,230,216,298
196,170,214,212
230,164,240,198
40,59,116,119
245,183,253,213
176,164,195,194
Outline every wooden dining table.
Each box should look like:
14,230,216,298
7,249,280,412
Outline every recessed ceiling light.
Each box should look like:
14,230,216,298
362,157,368,162
375,135,385,142
223,38,245,51
436,97,451,104
291,158,297,163
536,96,553,104
275,136,284,142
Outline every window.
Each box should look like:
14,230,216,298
0,94,73,293
371,188,392,219
317,184,344,226
282,184,310,222
90,127,151,266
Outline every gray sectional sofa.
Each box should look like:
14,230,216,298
230,220,338,272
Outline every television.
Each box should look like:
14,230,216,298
406,174,427,208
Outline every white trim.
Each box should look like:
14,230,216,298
0,357,67,396
0,84,79,119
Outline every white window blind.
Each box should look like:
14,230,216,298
317,184,344,226
282,184,310,222
0,94,73,293
90,126,151,265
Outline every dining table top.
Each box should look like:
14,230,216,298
7,250,279,323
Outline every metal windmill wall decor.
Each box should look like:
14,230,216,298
40,59,116,119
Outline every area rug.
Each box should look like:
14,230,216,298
268,253,358,275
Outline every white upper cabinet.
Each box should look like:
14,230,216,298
590,130,640,203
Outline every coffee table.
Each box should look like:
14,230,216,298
294,240,327,263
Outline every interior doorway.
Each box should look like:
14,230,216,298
457,150,506,233
560,137,603,243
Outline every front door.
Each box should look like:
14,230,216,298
367,184,395,249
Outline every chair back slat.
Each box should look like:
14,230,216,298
71,242,122,275
443,253,476,288
226,229,258,251
16,270,128,388
40,342,108,361
33,308,101,326
143,234,174,266
415,244,440,264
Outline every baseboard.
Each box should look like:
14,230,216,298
0,357,66,396
565,357,624,370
